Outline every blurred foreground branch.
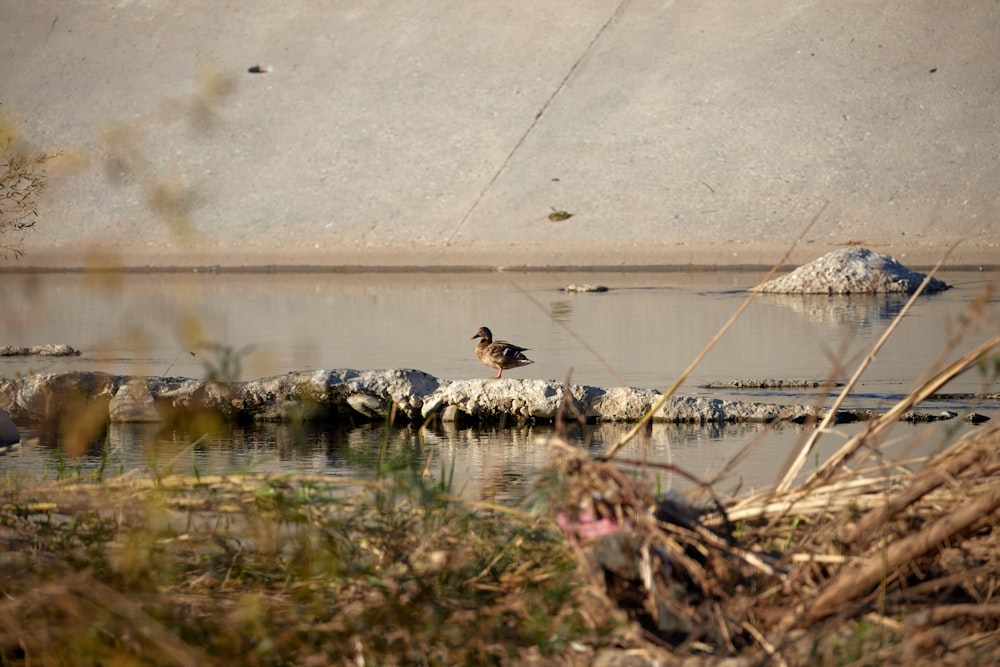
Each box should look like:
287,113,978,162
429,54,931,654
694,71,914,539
0,124,61,260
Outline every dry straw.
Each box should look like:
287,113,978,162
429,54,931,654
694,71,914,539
540,230,1000,662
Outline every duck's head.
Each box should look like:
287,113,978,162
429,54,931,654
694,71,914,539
471,326,493,342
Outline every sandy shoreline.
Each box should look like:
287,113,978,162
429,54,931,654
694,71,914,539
7,240,998,273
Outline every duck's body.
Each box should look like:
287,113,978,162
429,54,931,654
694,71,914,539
471,326,533,379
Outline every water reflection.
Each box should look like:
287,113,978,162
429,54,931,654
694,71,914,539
549,300,574,322
8,415,956,501
757,292,927,328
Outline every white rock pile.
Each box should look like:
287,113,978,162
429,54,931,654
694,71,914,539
754,248,950,295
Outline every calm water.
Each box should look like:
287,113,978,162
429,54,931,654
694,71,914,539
2,269,998,496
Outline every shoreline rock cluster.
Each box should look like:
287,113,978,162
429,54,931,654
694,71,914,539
0,344,81,357
0,369,987,445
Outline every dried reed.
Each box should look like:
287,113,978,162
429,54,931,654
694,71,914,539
537,238,999,663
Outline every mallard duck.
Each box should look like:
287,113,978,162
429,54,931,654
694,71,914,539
471,326,534,378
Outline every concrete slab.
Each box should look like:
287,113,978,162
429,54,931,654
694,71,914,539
2,0,998,269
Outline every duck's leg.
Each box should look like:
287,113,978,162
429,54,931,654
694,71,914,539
494,367,504,379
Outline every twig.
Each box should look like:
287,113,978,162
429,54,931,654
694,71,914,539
515,286,627,387
775,243,958,492
602,201,829,460
806,334,1000,489
741,620,788,667
841,430,993,544
796,481,1000,627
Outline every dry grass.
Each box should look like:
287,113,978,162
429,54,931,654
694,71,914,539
542,417,1000,665
0,468,636,665
519,237,999,664
533,253,1000,665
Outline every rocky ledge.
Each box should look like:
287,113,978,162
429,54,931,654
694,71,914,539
0,371,986,437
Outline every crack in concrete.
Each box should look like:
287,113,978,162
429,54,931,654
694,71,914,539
441,0,634,248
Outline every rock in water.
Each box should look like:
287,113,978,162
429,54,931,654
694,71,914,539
109,379,162,423
0,344,81,357
754,247,950,295
563,284,609,293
